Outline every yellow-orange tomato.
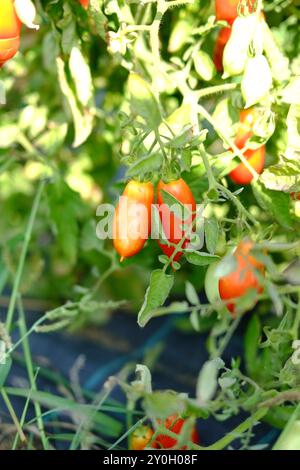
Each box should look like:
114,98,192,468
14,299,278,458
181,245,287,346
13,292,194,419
131,426,154,451
113,180,154,260
219,240,265,314
229,146,265,185
0,0,22,67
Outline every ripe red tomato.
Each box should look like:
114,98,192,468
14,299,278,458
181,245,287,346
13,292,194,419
219,240,265,314
131,425,154,451
78,0,89,9
152,415,199,449
215,0,257,24
0,0,22,67
215,0,239,24
113,180,154,260
157,178,196,262
213,27,231,72
229,145,265,185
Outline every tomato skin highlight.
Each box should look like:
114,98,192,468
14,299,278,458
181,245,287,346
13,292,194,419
219,241,265,314
157,179,196,262
229,146,265,185
0,0,22,67
215,0,239,24
213,27,231,72
153,415,199,449
113,180,154,260
131,426,154,451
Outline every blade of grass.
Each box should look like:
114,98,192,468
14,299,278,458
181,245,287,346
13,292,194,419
6,179,47,333
12,369,39,450
1,388,26,444
17,296,49,449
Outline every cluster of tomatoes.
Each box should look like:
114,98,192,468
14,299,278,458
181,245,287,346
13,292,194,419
213,1,266,185
131,415,199,451
113,178,196,264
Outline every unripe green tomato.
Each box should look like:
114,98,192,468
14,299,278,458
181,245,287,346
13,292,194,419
241,54,272,108
204,262,221,305
222,14,259,78
194,50,216,82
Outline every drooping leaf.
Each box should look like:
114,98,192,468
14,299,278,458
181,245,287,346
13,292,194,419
138,270,174,327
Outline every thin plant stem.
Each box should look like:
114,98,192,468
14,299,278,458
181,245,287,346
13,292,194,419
17,296,49,449
6,179,47,333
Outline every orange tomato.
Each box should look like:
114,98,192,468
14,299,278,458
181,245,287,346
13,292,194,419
152,415,199,449
157,179,196,262
78,0,89,9
113,180,154,260
219,240,265,314
131,426,154,451
229,145,265,185
215,0,240,24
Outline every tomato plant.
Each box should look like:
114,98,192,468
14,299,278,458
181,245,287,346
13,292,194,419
0,0,300,453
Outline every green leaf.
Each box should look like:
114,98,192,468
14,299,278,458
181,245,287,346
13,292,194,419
128,73,161,130
252,181,294,228
5,387,122,437
185,251,220,266
126,153,163,178
69,47,94,108
261,157,300,192
90,0,107,39
185,281,199,305
196,358,224,403
283,259,300,286
131,364,152,394
56,57,94,148
144,391,187,420
138,270,174,327
204,216,219,254
47,179,82,265
286,104,300,157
